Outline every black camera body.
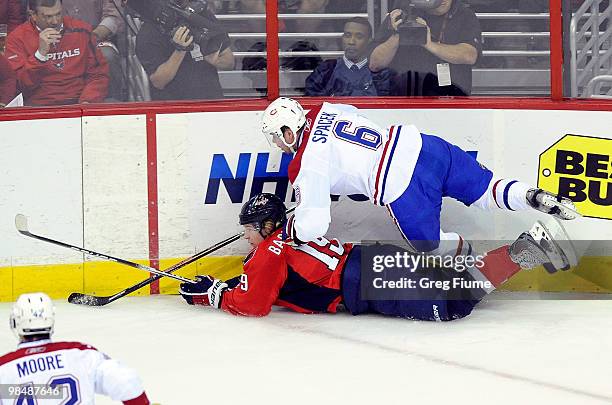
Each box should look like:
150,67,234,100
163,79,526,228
395,0,444,46
396,11,428,46
127,0,224,50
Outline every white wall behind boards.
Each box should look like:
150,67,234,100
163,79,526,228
82,115,149,259
0,118,83,266
159,108,612,260
0,107,610,270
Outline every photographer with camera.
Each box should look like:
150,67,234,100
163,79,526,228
370,0,481,96
135,0,234,101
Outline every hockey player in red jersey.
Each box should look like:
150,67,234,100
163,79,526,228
179,193,571,321
0,293,150,404
259,98,578,255
5,0,109,106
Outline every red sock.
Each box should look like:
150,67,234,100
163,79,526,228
477,246,521,287
123,392,150,405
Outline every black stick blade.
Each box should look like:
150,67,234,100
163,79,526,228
15,214,29,234
68,292,111,306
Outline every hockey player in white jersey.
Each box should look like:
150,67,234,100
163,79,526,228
260,97,578,253
0,293,150,405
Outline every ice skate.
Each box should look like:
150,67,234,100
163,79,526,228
509,221,571,273
526,188,580,220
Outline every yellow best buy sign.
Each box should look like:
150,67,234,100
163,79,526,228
538,134,612,220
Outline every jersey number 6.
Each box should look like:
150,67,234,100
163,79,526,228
333,120,382,150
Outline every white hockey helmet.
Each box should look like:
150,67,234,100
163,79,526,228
261,97,306,150
10,293,55,339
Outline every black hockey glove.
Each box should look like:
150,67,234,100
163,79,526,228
179,275,227,307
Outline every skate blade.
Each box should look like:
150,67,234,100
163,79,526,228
545,198,582,219
528,221,572,271
541,217,580,268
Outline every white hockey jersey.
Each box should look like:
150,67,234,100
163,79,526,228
0,339,148,404
286,102,422,242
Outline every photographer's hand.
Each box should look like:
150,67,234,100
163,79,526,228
149,26,192,90
389,9,404,32
172,26,194,51
369,9,402,72
204,45,235,70
415,18,478,65
415,17,432,48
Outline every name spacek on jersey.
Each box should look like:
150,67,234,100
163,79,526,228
0,339,147,404
286,102,423,242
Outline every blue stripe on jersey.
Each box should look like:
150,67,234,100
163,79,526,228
380,126,401,205
279,266,341,313
503,180,518,210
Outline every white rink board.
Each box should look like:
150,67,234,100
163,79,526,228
0,118,83,266
0,107,611,268
156,108,612,260
156,111,265,258
82,114,149,259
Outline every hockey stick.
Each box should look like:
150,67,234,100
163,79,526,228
66,205,297,306
15,214,196,285
67,232,244,306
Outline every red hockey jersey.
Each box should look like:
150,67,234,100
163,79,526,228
5,17,109,106
221,229,354,316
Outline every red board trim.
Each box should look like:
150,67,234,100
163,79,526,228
266,0,280,100
146,113,160,295
4,97,612,123
549,0,564,100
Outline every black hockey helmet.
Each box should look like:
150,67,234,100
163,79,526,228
239,193,287,233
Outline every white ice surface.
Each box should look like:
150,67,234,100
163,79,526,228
1,293,611,405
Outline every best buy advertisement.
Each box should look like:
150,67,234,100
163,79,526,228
538,134,612,220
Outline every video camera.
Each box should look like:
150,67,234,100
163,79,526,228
125,0,225,50
395,0,443,46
